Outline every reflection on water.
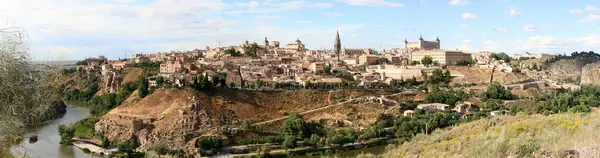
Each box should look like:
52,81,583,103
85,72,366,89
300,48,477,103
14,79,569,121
11,105,94,158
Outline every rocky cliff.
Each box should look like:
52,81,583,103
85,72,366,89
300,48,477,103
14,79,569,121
93,88,400,156
95,88,220,156
581,62,600,85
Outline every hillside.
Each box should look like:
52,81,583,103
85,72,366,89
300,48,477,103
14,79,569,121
581,62,600,86
545,55,600,83
94,88,407,155
381,109,600,158
448,66,531,85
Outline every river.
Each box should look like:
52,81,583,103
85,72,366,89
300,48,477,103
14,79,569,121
11,105,96,158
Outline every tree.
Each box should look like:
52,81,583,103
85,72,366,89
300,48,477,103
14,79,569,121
281,113,307,138
1,28,63,156
282,135,297,150
377,57,389,64
138,77,149,98
58,124,75,145
421,56,433,67
456,59,474,66
229,82,236,88
483,82,512,100
223,48,242,57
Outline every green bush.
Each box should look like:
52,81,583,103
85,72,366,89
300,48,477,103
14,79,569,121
197,136,222,151
82,148,91,154
236,135,285,145
359,125,390,141
282,135,297,150
329,128,356,146
58,124,75,145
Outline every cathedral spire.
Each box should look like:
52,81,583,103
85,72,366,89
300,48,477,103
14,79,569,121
334,30,342,61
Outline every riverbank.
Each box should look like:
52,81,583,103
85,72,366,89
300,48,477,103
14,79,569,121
72,137,118,156
11,105,94,158
216,137,391,158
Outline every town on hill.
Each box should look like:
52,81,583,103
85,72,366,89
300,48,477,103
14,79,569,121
51,30,600,157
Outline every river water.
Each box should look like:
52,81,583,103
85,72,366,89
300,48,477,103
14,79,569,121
11,105,96,158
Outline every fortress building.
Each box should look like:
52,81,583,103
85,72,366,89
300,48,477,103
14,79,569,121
404,36,440,50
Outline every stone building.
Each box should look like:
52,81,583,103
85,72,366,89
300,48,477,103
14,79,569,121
411,49,472,65
359,54,379,65
404,36,440,50
283,38,306,52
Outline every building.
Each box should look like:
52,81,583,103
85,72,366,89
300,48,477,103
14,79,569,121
160,60,184,74
404,36,440,50
343,58,359,65
366,65,423,80
283,38,306,52
359,54,379,65
334,31,342,61
511,52,557,59
110,60,134,70
411,50,472,65
417,103,450,111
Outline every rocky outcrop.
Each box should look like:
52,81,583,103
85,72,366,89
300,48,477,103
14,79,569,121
581,62,600,85
94,88,220,157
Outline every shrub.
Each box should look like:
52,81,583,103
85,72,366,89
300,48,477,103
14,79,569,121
329,128,356,146
58,124,74,145
82,148,91,154
282,135,297,150
197,136,222,151
303,134,320,148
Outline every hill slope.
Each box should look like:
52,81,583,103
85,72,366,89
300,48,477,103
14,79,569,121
382,109,600,158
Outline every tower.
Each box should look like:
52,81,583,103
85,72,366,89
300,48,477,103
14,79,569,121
419,35,424,48
264,37,269,47
404,38,408,48
334,30,342,61
436,36,440,49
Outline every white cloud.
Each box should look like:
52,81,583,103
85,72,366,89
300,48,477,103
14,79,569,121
507,8,519,16
514,36,568,52
462,12,478,19
585,5,599,12
577,14,600,23
523,24,538,32
449,0,469,6
336,0,405,7
565,34,600,48
570,10,584,14
255,15,281,19
228,1,333,14
459,40,471,51
483,40,499,51
249,1,259,8
493,27,509,33
352,34,358,38
459,24,469,27
296,20,313,24
420,0,425,4
325,12,344,16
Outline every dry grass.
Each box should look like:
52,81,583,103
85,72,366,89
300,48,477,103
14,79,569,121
382,108,600,158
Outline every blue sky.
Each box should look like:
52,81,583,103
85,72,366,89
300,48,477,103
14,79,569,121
1,0,599,60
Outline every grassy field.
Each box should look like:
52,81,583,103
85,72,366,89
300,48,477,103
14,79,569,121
380,108,600,158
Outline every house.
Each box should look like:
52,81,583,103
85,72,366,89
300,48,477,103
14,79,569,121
417,103,450,111
110,60,134,70
452,101,478,114
403,110,414,118
160,60,184,74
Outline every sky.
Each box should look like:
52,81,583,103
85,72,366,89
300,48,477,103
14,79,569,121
1,0,599,60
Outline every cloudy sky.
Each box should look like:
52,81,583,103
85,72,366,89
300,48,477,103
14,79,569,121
1,0,599,60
